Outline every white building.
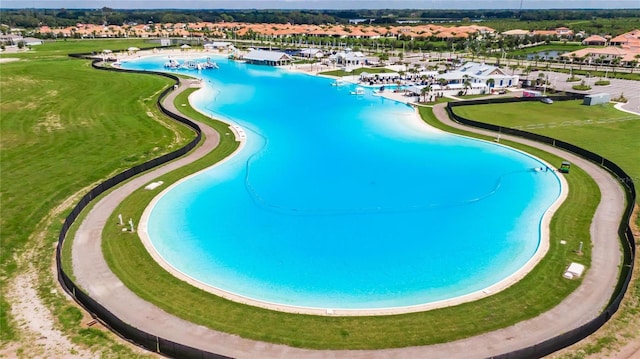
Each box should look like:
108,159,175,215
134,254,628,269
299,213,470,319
332,50,367,66
441,62,519,90
405,62,518,97
299,48,324,58
243,49,292,66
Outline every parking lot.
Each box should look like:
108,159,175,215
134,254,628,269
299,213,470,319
535,70,640,114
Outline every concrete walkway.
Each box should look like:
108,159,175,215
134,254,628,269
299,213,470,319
72,82,625,358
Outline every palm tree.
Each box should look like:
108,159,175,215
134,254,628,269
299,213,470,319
420,86,429,103
595,55,606,71
537,72,546,87
577,56,585,70
486,78,495,92
462,74,471,95
611,57,621,74
630,54,640,73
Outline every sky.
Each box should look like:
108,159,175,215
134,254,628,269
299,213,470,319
2,0,639,10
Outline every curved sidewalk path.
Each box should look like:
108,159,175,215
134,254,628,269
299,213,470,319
72,84,625,358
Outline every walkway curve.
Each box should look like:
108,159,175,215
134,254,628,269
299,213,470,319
72,81,624,358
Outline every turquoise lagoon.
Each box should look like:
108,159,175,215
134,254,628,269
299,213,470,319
121,56,562,310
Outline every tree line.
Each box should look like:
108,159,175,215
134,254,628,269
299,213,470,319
0,8,638,30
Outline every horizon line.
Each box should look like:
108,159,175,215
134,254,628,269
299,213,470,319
2,7,640,10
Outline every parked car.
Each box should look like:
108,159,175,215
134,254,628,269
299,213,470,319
497,89,507,95
541,97,554,104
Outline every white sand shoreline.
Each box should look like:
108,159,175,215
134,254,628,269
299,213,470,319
133,50,569,316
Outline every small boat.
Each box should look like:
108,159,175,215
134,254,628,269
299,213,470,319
350,87,365,95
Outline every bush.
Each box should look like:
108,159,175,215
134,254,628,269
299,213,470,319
612,93,628,103
594,80,610,86
566,76,581,82
572,80,592,91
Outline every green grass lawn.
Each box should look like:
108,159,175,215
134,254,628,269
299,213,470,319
452,100,640,210
99,94,598,349
1,38,157,60
0,39,193,350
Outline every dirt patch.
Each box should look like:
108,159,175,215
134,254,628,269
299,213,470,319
34,113,64,133
1,100,39,112
5,270,94,359
1,184,100,358
2,75,43,86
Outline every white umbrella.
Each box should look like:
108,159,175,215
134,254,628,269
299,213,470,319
180,44,191,49
102,49,112,53
127,47,140,51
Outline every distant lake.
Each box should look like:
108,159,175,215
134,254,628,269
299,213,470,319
526,50,567,60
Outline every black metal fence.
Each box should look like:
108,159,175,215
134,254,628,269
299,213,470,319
447,98,636,359
57,52,231,359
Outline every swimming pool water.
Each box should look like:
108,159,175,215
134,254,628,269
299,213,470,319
122,56,562,310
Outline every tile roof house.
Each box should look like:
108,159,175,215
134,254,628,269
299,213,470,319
609,29,640,48
501,29,530,37
582,35,607,46
561,46,640,65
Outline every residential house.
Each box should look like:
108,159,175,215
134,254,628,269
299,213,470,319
609,29,640,47
582,35,607,46
501,29,530,38
561,46,640,66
